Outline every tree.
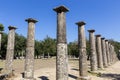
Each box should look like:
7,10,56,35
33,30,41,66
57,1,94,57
0,24,4,31
35,40,41,58
109,39,120,54
0,33,7,59
41,36,56,57
68,41,78,58
14,33,26,58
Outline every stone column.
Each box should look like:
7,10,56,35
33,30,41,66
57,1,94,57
24,18,38,80
105,40,110,66
96,35,103,69
110,44,114,64
88,29,97,71
109,43,112,64
101,38,108,67
76,21,89,80
5,26,16,77
53,5,69,80
0,31,3,50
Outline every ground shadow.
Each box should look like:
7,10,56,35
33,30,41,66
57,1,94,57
71,68,79,71
0,74,8,80
69,74,78,79
38,76,49,80
98,73,120,80
21,72,24,78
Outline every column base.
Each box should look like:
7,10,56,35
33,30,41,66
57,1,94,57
98,68,104,70
104,66,108,68
77,76,91,80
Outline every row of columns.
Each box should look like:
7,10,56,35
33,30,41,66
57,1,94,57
88,30,118,73
4,18,37,80
3,5,118,80
54,5,118,80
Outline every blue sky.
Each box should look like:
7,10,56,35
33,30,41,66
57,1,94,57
0,0,120,42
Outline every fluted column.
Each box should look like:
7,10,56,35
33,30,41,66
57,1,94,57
96,35,103,69
53,5,69,80
76,21,89,80
5,26,16,77
88,29,97,71
24,18,38,80
101,38,108,67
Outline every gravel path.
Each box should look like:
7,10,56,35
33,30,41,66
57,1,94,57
1,59,120,80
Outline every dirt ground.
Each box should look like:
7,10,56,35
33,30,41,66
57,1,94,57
0,58,120,80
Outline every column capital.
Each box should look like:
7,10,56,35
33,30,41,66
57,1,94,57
53,5,69,13
88,29,95,32
25,18,38,23
95,34,101,37
101,37,105,40
76,21,86,26
108,42,111,44
8,26,17,30
105,40,108,42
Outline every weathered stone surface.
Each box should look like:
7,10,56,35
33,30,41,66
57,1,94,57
96,35,103,69
53,5,69,80
110,44,114,64
88,29,97,71
101,38,108,67
56,43,68,80
24,18,37,80
5,26,16,76
105,40,110,66
108,43,112,64
76,21,88,79
53,6,69,44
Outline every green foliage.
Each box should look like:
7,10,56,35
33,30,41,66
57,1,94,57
0,24,4,31
34,36,56,58
0,33,7,59
0,32,119,60
68,41,78,57
41,36,56,56
109,39,120,54
14,33,26,58
68,39,90,58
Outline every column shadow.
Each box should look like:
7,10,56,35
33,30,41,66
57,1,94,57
21,72,24,78
98,73,120,80
68,74,78,79
38,76,49,80
71,68,79,71
0,74,8,80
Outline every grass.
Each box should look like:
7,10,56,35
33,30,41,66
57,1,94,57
88,70,102,77
0,60,5,68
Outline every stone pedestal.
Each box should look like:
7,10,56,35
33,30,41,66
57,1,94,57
53,5,69,80
76,21,88,79
24,18,38,80
88,29,97,71
5,26,16,77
